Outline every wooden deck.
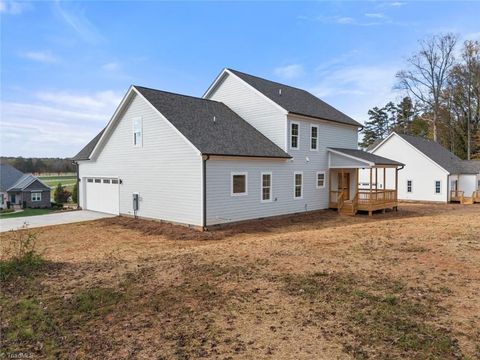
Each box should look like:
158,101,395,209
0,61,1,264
451,190,480,205
330,189,398,216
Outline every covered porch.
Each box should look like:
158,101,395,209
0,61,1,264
327,148,404,216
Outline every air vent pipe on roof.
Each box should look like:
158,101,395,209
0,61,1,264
279,89,282,96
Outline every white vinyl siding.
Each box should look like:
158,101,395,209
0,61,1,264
78,93,202,226
369,134,450,202
205,118,358,226
206,72,287,150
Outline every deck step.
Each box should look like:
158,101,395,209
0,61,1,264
462,197,473,205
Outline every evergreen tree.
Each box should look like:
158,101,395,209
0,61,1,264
359,106,389,149
72,183,78,204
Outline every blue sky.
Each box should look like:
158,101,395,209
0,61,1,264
1,1,479,157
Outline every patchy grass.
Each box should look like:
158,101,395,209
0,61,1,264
282,271,461,359
0,203,479,359
0,208,55,218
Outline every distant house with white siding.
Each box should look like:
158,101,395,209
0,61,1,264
364,132,480,204
73,68,404,228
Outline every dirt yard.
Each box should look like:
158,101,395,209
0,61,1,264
1,203,479,359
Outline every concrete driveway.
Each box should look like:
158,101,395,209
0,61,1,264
0,210,115,232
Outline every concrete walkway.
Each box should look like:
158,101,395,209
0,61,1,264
0,210,115,232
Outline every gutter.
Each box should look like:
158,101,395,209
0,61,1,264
202,155,209,231
72,160,80,210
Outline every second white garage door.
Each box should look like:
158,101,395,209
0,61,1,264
84,177,119,215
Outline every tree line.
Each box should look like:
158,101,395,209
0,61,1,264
1,157,76,174
360,34,480,160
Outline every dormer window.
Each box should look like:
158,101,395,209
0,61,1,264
290,122,299,149
133,117,142,147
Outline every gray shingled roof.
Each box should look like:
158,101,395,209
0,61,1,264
329,148,404,166
136,86,290,158
461,160,480,174
72,129,105,161
0,163,24,192
74,86,291,160
397,134,478,174
227,69,362,128
8,174,50,191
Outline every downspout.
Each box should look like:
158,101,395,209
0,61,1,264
72,160,80,210
202,155,210,231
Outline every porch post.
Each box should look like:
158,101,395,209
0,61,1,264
395,168,399,202
369,168,373,216
329,169,332,206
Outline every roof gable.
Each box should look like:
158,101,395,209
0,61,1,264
373,133,478,175
7,174,50,191
224,68,362,128
73,85,291,160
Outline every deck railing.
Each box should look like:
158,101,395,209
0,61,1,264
450,190,464,202
357,190,397,206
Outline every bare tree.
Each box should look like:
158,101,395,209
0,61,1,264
396,34,457,142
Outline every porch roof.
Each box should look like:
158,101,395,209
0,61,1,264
328,148,404,168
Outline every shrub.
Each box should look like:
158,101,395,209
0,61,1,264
0,226,45,282
54,183,71,204
71,182,78,203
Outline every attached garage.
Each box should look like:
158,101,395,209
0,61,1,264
83,177,119,215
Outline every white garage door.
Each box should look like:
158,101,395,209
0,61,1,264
84,177,119,215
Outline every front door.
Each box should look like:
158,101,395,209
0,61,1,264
338,172,350,200
10,194,16,204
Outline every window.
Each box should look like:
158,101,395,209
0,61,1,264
94,179,101,183
294,172,303,199
407,180,413,193
31,192,42,202
435,181,441,194
87,178,93,183
111,179,119,184
1,194,4,204
261,172,272,202
477,179,480,190
316,171,326,188
290,122,299,149
133,117,142,146
103,179,111,184
310,125,318,150
231,172,247,196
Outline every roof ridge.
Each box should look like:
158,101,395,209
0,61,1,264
134,85,223,104
227,68,311,94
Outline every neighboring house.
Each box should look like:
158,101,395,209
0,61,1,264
0,163,51,209
364,132,480,203
73,68,403,228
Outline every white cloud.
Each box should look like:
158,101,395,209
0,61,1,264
365,13,385,19
102,62,120,72
22,50,59,63
0,90,122,157
274,64,305,79
53,1,104,44
0,0,32,14
390,2,405,7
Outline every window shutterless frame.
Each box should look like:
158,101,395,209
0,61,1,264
260,172,272,202
31,192,42,202
132,117,143,147
316,171,326,189
293,171,303,199
310,125,319,151
407,180,413,193
290,121,299,150
231,172,248,196
434,180,441,194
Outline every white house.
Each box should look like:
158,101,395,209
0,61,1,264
73,68,403,228
363,132,480,204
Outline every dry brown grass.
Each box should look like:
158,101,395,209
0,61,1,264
1,203,479,359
